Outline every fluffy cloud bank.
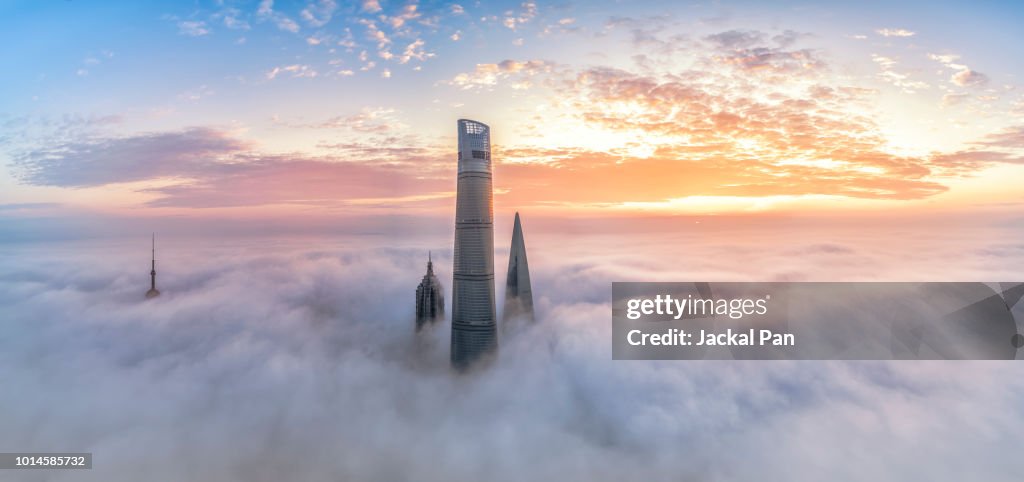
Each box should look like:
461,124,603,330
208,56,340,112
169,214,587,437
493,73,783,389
1,228,1023,481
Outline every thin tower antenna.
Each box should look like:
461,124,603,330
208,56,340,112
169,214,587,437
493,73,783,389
146,232,160,298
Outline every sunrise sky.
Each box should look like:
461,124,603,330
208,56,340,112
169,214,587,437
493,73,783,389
2,0,1024,226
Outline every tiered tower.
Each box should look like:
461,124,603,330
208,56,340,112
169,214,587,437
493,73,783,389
415,253,445,330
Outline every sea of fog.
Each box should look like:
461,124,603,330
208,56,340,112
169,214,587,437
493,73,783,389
2,223,1023,481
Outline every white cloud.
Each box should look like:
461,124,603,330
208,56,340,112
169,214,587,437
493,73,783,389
178,20,210,37
178,85,215,101
399,39,432,64
382,4,421,30
926,52,988,88
871,54,929,93
338,28,357,50
503,1,538,30
300,0,338,27
871,54,897,69
877,70,930,93
360,19,392,50
449,59,555,89
876,28,915,37
220,7,251,30
951,69,989,87
941,92,970,107
257,0,300,33
257,0,274,16
266,64,318,80
362,0,382,13
275,16,300,33
928,53,961,66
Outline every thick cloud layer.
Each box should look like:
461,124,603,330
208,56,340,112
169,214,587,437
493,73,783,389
1,227,1023,481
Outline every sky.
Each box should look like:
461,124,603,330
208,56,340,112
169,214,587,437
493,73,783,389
3,3,1024,479
2,0,1024,234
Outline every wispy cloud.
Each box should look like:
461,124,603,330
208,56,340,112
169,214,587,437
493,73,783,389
266,64,317,79
10,127,247,187
361,0,382,14
381,3,421,30
951,68,989,87
925,52,990,88
178,20,210,37
177,85,215,102
871,54,929,93
359,19,393,59
449,59,558,89
8,126,453,209
257,0,300,33
700,29,826,76
502,1,538,30
941,92,970,107
928,125,1024,170
705,29,766,49
398,39,432,64
300,0,337,27
216,7,250,30
303,108,404,132
876,27,915,37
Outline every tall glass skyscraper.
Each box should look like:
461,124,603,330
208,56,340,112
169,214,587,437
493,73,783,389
451,119,497,369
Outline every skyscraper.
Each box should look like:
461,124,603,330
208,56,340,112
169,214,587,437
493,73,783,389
415,252,445,331
145,233,160,299
503,212,534,323
451,119,497,369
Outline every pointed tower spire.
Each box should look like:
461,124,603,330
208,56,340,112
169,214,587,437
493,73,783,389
146,233,161,299
503,212,534,323
416,252,445,330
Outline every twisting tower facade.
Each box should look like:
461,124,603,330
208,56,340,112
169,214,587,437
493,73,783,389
450,119,497,369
